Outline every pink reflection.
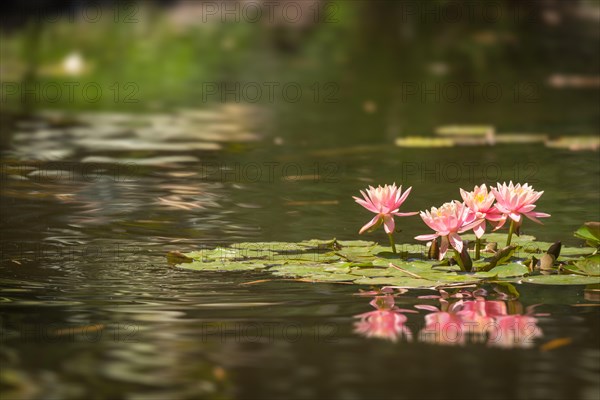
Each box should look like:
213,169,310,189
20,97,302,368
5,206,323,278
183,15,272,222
489,315,543,349
355,289,546,348
353,294,414,342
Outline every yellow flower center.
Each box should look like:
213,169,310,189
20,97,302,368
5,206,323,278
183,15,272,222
475,193,487,204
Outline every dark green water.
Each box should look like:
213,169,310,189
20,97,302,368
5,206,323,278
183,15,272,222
1,127,599,399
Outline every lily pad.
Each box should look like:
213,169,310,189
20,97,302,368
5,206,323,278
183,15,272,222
520,274,600,286
172,237,600,288
565,255,600,276
480,263,530,278
395,137,455,148
183,260,269,272
461,233,536,245
574,222,600,248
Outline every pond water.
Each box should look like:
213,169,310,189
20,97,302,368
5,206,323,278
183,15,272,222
1,1,600,397
1,109,599,399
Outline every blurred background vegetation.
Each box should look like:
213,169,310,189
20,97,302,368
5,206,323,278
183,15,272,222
1,0,599,145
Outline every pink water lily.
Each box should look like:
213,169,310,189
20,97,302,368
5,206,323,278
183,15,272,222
414,201,480,260
491,181,550,228
353,183,417,253
353,183,417,234
460,184,505,238
491,182,550,245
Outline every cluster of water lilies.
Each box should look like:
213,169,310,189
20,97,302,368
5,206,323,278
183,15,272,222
354,288,545,348
353,181,550,270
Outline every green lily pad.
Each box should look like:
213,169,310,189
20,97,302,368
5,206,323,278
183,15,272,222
558,246,598,257
479,263,530,278
183,260,269,272
395,137,455,148
173,237,600,288
300,273,359,282
520,274,600,286
565,255,600,276
461,233,536,245
574,222,600,248
337,240,378,247
352,276,435,288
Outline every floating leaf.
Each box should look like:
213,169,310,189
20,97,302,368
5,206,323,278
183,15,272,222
183,260,269,272
462,233,536,246
520,274,600,285
566,255,600,276
172,238,600,288
337,240,377,247
435,125,494,136
166,251,192,265
557,246,597,257
395,137,455,148
545,136,600,151
352,276,434,288
574,222,600,248
483,263,530,278
495,133,547,144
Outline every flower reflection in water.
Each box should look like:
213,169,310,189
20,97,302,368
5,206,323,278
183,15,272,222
490,314,544,349
354,288,546,348
353,293,416,342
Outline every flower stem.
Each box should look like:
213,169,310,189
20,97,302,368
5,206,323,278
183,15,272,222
388,233,397,254
453,248,466,272
506,219,515,247
475,238,481,260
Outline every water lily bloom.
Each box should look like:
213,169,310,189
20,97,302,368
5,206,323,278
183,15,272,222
460,184,505,238
414,201,480,259
491,181,550,229
353,183,417,234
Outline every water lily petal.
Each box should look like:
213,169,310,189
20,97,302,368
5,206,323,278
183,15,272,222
473,220,486,238
524,211,551,224
359,214,382,234
509,212,522,222
449,232,463,253
415,233,439,241
439,236,449,259
393,211,419,217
